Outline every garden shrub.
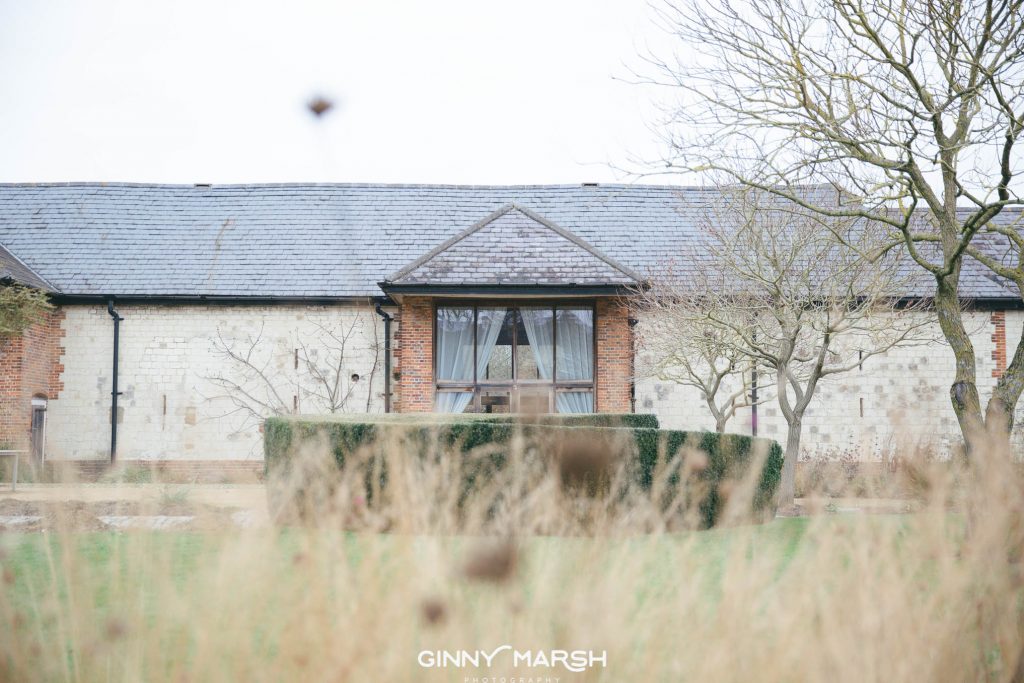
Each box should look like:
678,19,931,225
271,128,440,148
264,414,782,528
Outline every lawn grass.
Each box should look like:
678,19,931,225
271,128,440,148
4,427,1022,682
2,516,808,620
0,508,1015,681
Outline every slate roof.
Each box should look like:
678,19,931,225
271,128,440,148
0,243,53,291
900,208,1023,300
0,182,1019,300
386,203,642,287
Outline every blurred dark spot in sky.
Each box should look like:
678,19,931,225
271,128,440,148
307,96,334,118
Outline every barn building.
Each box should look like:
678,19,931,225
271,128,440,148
0,183,1019,477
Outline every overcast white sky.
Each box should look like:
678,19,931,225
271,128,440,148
0,0,676,185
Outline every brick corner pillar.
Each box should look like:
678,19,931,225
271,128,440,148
0,306,66,449
992,310,1008,379
595,298,633,413
393,297,434,413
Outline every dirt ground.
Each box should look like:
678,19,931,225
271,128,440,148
0,483,915,532
0,484,268,532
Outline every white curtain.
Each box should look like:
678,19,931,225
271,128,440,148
520,308,594,413
555,309,594,413
475,307,507,380
436,391,474,413
519,308,555,379
435,308,475,413
557,391,594,414
435,307,507,413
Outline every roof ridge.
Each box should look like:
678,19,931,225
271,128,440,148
0,181,718,191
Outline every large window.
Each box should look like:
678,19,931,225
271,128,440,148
435,303,595,413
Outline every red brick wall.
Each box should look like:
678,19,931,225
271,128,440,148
992,310,1007,379
393,296,435,412
0,307,66,449
595,299,633,413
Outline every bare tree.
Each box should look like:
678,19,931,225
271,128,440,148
204,314,382,433
647,190,930,506
643,0,1024,448
296,319,377,414
634,271,772,433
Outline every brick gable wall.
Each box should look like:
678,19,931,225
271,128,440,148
595,299,633,413
393,296,435,412
0,307,66,449
992,310,1007,378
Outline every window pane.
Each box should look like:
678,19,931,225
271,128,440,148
517,307,554,380
555,307,593,381
477,308,513,380
556,391,594,414
436,307,475,381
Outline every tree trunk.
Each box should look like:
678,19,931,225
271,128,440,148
706,396,728,433
934,274,985,452
777,417,801,509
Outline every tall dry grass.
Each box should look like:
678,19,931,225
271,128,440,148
0,426,1022,682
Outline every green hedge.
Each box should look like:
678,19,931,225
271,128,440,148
265,413,657,476
264,415,782,527
270,412,658,428
628,427,784,525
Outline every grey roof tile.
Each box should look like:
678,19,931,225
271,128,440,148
0,182,1018,299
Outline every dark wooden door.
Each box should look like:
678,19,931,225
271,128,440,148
30,405,45,461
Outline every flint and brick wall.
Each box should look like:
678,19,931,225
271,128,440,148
0,308,65,450
11,300,1022,464
44,304,385,462
636,310,1024,460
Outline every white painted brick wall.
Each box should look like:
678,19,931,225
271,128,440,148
48,304,387,462
635,310,1020,460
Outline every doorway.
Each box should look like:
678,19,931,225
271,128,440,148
30,396,46,463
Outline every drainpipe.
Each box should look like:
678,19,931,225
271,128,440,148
374,303,393,413
750,363,758,437
628,315,639,414
107,299,124,462
749,325,759,437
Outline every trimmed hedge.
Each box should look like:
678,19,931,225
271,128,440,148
264,414,783,527
269,412,659,428
629,427,784,525
265,414,657,476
